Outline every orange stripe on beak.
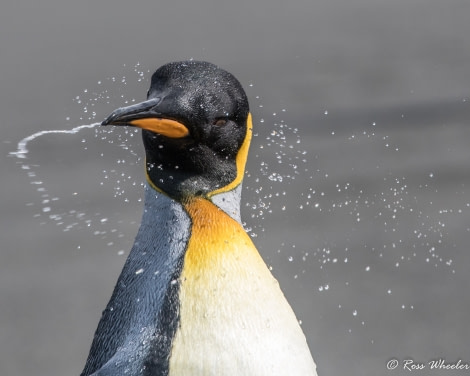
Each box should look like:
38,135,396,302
130,118,189,138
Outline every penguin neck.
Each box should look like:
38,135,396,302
208,184,243,224
112,184,191,318
147,179,244,225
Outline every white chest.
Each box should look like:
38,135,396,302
168,200,317,375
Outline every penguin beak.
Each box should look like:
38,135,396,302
101,98,189,139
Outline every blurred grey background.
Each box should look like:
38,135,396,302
2,0,470,375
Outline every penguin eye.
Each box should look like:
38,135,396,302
213,119,228,126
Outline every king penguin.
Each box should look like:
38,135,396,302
80,61,318,376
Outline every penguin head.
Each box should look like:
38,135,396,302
102,61,251,200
